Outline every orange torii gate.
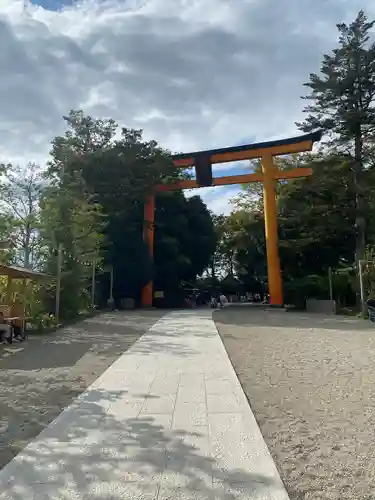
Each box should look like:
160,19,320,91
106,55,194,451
141,131,321,308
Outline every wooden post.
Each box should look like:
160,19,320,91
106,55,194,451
91,258,96,307
6,275,13,306
55,243,63,324
141,195,155,307
262,154,283,306
21,279,27,332
359,260,365,316
109,265,114,303
328,267,333,301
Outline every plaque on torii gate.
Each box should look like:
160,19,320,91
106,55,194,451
142,131,322,307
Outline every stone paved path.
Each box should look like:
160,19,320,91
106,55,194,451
0,310,288,500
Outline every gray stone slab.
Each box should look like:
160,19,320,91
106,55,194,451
204,369,236,381
205,378,237,395
207,393,240,413
177,386,206,403
179,374,205,389
157,485,215,500
208,413,284,488
133,413,173,433
160,469,212,489
161,440,212,489
103,452,166,483
140,394,176,414
150,377,180,395
173,402,208,428
213,481,289,500
86,480,160,499
166,426,209,450
107,401,144,419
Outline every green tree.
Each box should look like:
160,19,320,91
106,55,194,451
154,193,216,295
0,162,43,268
42,111,108,318
297,10,375,271
231,160,264,213
231,154,305,214
207,211,266,294
208,214,226,280
229,210,266,285
39,183,104,318
277,154,357,279
46,110,117,183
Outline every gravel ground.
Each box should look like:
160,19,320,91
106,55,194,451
0,310,165,470
215,306,375,500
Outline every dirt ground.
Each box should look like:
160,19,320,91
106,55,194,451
0,310,164,470
215,306,375,500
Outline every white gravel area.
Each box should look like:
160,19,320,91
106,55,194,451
215,306,375,500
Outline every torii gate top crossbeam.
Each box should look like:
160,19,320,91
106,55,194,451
156,131,322,191
172,131,322,167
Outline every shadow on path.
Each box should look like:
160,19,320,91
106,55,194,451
0,389,283,500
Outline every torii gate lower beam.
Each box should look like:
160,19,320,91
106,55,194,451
141,131,321,308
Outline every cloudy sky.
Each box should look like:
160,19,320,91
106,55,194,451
0,0,374,214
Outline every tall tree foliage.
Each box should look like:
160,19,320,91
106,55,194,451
297,10,375,270
41,111,107,317
207,214,227,280
40,186,104,318
154,193,216,294
277,155,357,278
208,210,266,290
0,162,43,268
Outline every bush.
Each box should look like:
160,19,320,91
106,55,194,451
28,311,57,332
284,275,329,308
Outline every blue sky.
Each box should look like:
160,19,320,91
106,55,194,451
189,161,253,180
31,0,76,10
186,135,257,179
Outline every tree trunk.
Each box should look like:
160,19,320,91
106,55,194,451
24,226,30,268
24,246,30,268
210,260,216,280
353,130,366,309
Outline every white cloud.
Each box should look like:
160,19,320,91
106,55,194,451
0,0,374,214
186,185,239,215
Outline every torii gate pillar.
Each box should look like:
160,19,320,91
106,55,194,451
262,153,283,305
